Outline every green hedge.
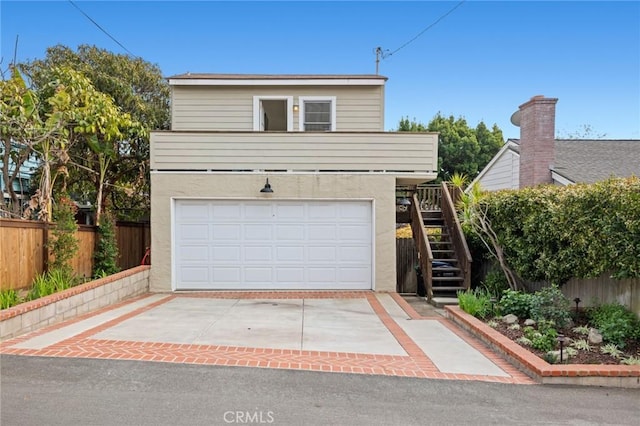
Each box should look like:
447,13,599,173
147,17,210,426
474,177,640,284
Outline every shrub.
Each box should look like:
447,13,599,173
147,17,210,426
523,320,558,352
621,356,640,365
27,268,75,301
571,339,592,352
457,289,492,319
0,289,22,310
498,290,534,319
587,303,640,348
476,177,640,284
49,194,79,274
480,269,510,299
600,343,623,358
529,285,572,327
93,212,120,278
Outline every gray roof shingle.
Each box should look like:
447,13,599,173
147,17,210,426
508,139,640,183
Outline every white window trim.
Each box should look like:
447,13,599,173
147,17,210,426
299,96,337,131
252,96,293,131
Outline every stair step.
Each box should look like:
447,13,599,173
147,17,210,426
432,250,455,254
430,286,465,291
433,258,459,263
433,276,464,282
428,240,452,245
432,267,461,272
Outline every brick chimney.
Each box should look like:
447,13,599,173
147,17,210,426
517,95,558,188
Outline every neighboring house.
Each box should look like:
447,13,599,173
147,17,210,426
470,95,640,190
1,144,39,212
149,74,438,292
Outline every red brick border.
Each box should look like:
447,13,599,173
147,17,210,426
445,305,640,386
1,292,536,384
0,266,151,321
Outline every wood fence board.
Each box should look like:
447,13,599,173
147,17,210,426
0,219,149,291
396,238,418,293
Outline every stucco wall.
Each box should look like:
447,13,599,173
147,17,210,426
150,173,397,292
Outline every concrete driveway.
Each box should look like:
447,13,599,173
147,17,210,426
0,291,533,384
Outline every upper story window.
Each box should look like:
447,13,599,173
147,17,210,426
299,96,336,131
253,96,294,131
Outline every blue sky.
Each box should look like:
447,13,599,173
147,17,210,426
1,1,639,139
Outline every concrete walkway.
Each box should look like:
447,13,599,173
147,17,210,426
0,292,533,384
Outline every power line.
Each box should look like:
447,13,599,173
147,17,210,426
67,0,136,57
381,0,466,61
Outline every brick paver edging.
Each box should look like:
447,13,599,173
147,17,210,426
445,305,640,388
1,292,535,384
0,266,150,340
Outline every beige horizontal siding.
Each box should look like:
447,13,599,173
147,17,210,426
479,150,519,191
172,85,384,131
151,131,437,174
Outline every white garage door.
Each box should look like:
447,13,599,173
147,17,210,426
174,200,372,290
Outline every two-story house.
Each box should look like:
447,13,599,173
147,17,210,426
149,74,438,292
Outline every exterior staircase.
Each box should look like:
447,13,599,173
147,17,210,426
422,210,466,300
407,183,472,305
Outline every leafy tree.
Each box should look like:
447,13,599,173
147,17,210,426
45,67,142,224
1,68,43,216
93,211,120,278
20,45,170,220
398,114,504,181
49,193,79,274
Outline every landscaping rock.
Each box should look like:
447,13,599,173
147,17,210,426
524,319,536,326
588,328,603,344
549,349,573,362
503,314,518,324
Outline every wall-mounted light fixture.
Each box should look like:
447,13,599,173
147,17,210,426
292,104,299,112
260,178,274,193
397,196,411,207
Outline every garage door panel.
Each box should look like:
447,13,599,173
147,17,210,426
308,246,337,261
177,245,209,262
245,204,273,219
179,224,210,240
244,246,273,261
340,246,371,262
339,267,370,279
308,204,338,220
212,224,241,240
244,224,272,240
308,224,337,241
212,267,241,282
245,267,273,282
340,202,370,220
212,246,241,261
307,267,337,282
339,224,371,241
276,204,305,219
276,224,305,240
178,203,210,220
179,266,210,285
276,246,305,262
276,268,305,282
212,204,241,218
174,200,372,290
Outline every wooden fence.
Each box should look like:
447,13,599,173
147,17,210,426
0,218,150,290
396,238,418,293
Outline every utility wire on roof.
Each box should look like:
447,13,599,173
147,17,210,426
375,0,466,73
67,0,136,57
